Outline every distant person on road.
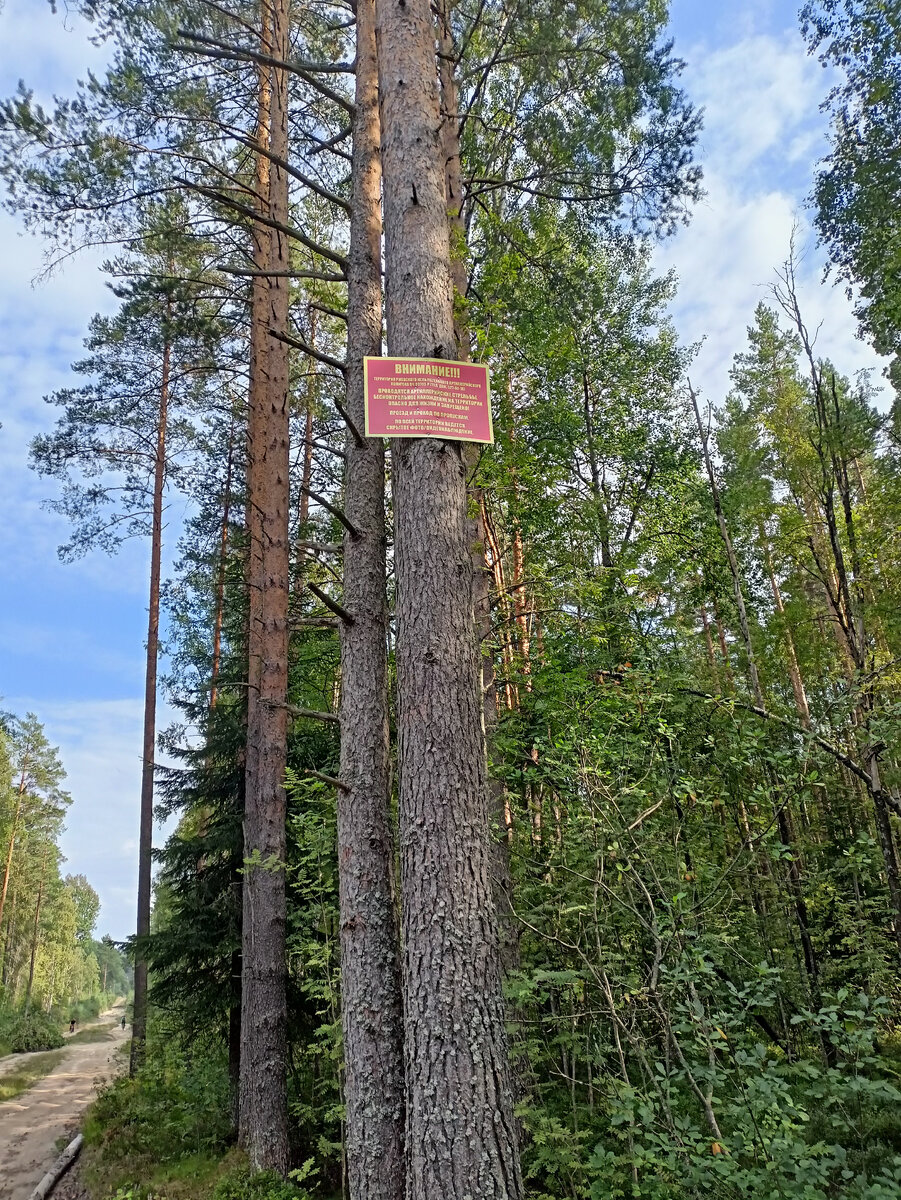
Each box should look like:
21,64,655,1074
69,1018,76,1033
121,1015,126,1030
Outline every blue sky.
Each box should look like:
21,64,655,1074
0,0,890,941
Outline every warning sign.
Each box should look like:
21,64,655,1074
364,357,493,443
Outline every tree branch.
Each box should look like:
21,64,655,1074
176,178,348,271
269,327,346,373
307,582,354,624
301,485,360,540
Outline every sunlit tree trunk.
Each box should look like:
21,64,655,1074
337,1,406,1195
239,0,292,1172
375,0,522,1192
25,843,50,1014
130,307,170,1075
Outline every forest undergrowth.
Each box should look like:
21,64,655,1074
4,0,901,1198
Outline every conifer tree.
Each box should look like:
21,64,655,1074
30,204,222,1066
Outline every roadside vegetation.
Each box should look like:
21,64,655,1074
4,0,901,1198
0,711,132,1057
0,1048,66,1103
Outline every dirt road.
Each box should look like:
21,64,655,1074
0,1011,127,1200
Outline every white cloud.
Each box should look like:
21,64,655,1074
658,26,892,407
687,33,823,175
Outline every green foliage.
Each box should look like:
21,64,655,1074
83,1033,234,1194
7,1010,64,1052
211,1161,317,1200
801,0,901,385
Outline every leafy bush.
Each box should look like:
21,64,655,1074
212,1161,317,1200
579,989,901,1200
85,1042,233,1167
8,1011,64,1052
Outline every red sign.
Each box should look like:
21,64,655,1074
364,357,493,443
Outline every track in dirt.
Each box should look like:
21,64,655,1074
0,1007,127,1200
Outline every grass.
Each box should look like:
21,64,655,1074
0,1049,66,1102
80,1144,241,1200
69,1022,117,1044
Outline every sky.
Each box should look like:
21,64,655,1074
0,0,890,941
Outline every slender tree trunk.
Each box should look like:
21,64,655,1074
25,844,49,1014
0,784,25,943
337,3,405,1196
692,389,826,1003
130,315,171,1076
691,386,762,704
375,2,523,1194
759,522,810,726
1,886,16,987
295,308,315,579
699,603,719,691
210,425,236,710
712,598,735,688
239,0,292,1172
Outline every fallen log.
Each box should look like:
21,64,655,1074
29,1133,83,1200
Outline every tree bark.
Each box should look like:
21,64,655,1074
130,313,170,1076
210,425,236,710
759,522,810,727
337,2,406,1196
438,0,520,976
691,386,763,705
25,843,49,1014
374,1,523,1194
0,767,27,941
239,0,292,1173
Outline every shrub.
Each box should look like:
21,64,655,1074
212,1161,317,1200
8,1011,64,1052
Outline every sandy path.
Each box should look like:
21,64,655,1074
0,1009,127,1200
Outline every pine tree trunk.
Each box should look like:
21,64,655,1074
130,315,170,1076
1,886,16,987
295,308,315,579
0,779,25,941
239,0,292,1172
438,0,520,976
374,1,523,1194
210,426,235,710
337,4,406,1193
25,844,49,1014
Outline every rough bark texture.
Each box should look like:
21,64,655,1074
130,328,169,1075
338,2,406,1197
374,0,523,1194
239,0,291,1173
438,0,520,978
